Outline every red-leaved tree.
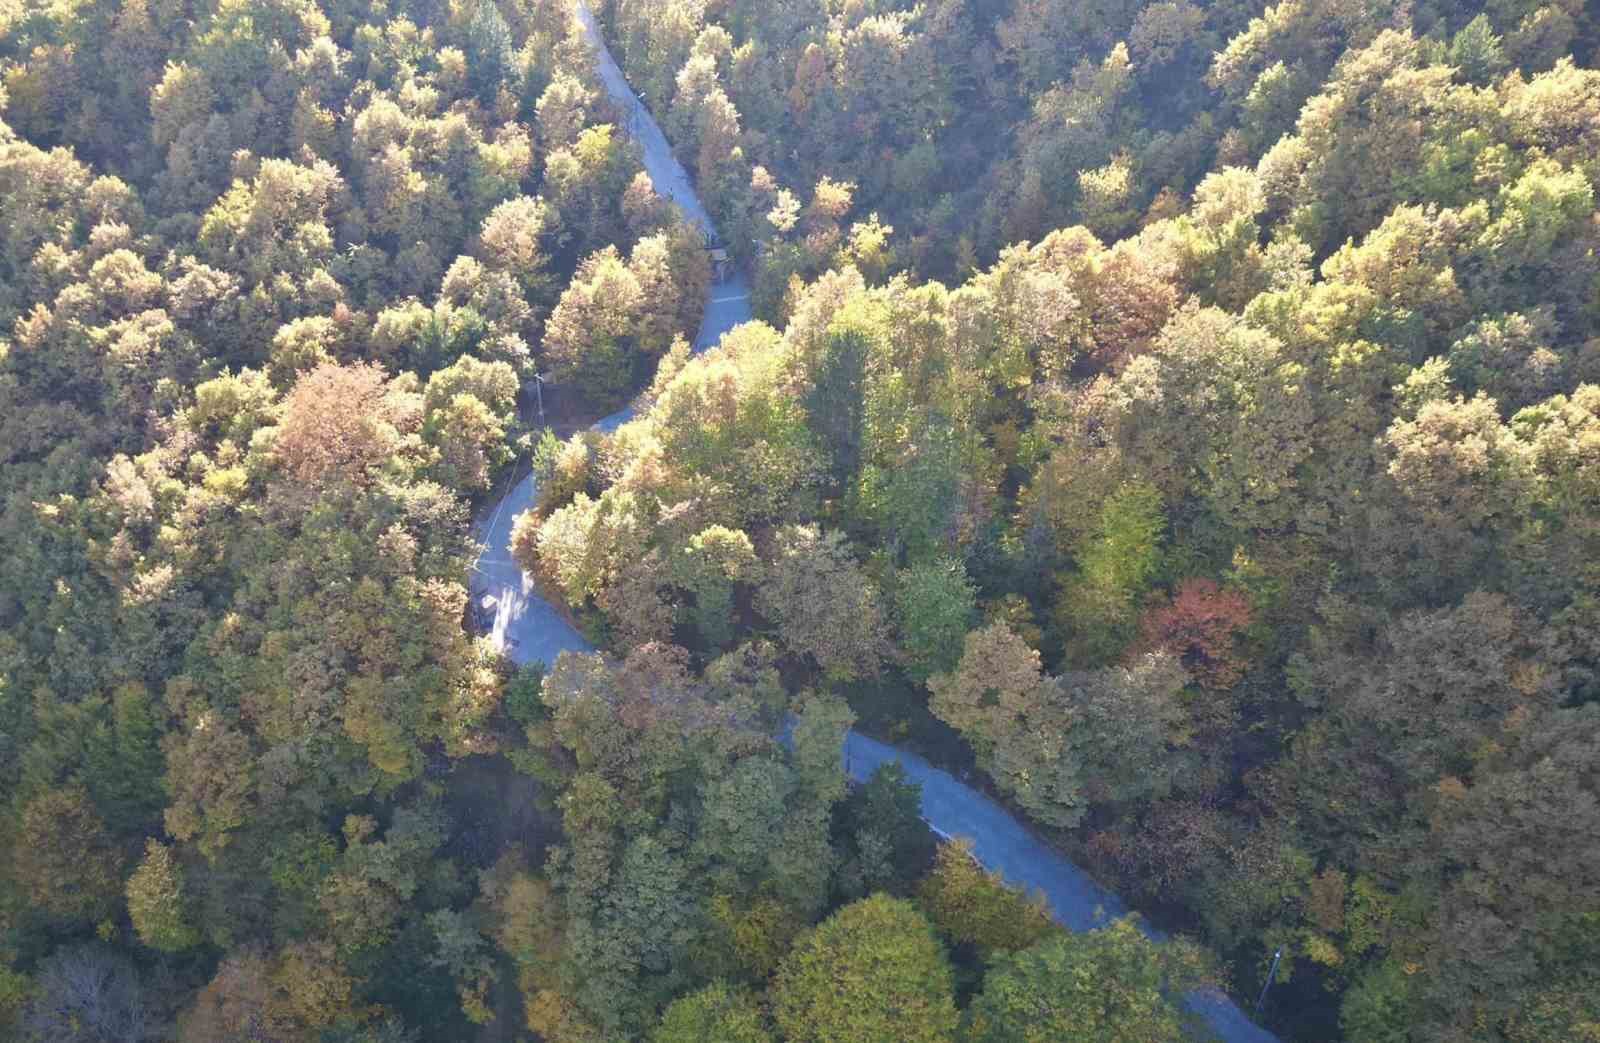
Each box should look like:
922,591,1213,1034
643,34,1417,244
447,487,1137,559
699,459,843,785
1134,578,1252,690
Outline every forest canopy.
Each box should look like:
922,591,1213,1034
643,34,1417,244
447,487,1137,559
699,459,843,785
3,0,1599,1040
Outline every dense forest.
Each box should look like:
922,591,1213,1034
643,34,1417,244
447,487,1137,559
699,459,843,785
2,0,1599,1039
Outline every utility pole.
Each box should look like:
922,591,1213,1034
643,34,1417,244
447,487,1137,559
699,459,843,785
531,371,548,429
1255,947,1283,1017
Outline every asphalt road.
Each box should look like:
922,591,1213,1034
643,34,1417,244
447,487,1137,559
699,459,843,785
574,2,715,235
469,5,748,658
843,732,1280,1042
468,9,1281,1040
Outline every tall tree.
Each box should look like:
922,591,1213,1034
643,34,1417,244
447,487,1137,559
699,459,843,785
126,839,201,952
965,919,1205,1042
771,894,958,1043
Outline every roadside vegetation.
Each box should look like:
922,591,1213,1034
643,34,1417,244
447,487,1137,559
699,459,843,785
2,0,1598,1039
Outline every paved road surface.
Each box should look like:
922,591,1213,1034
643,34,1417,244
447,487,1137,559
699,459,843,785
843,732,1279,1041
468,8,1280,1040
575,2,715,235
469,4,749,660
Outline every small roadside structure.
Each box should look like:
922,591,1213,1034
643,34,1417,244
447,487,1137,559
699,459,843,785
709,246,730,280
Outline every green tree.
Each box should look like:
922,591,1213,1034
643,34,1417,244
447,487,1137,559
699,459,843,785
772,894,958,1043
788,690,854,807
856,420,967,563
542,245,646,402
654,982,773,1043
463,0,515,103
427,909,498,1025
318,806,447,956
803,324,869,489
1054,481,1165,664
1065,653,1189,807
695,755,795,889
544,124,637,258
917,840,1057,958
894,558,978,682
98,683,168,827
1450,15,1508,85
675,524,758,651
567,833,701,1035
757,525,887,682
12,785,123,921
965,920,1205,1042
927,623,1085,828
638,321,823,526
833,762,936,900
1339,960,1415,1043
536,73,594,152
0,966,33,1038
1503,972,1600,1042
127,839,201,952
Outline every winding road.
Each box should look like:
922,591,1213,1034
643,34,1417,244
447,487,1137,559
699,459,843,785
469,7,1279,1039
